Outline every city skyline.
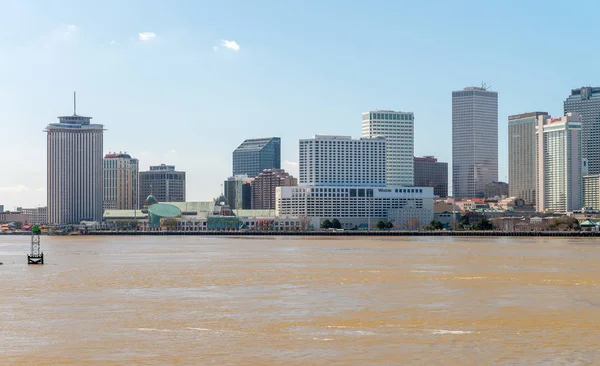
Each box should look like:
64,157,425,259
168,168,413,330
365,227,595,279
1,1,600,208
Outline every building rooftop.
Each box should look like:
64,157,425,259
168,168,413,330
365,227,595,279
234,137,280,153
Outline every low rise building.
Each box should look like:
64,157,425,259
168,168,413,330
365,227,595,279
19,207,48,224
276,185,434,229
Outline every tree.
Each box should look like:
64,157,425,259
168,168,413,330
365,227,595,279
331,219,342,229
423,220,444,230
321,219,332,229
549,217,580,231
299,216,311,231
472,218,494,230
163,218,178,231
385,221,394,229
376,220,386,230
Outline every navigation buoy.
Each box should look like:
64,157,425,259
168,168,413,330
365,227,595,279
27,225,44,265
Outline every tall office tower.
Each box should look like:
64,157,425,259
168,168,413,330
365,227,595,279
139,164,186,205
232,137,281,178
508,112,548,204
452,86,498,198
361,110,414,186
224,175,253,210
413,156,448,197
299,135,386,186
583,175,600,210
0,205,4,213
103,152,139,210
536,113,582,213
45,96,104,224
251,169,297,210
564,87,600,175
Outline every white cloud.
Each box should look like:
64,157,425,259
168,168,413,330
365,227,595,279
35,187,45,192
221,40,240,51
284,160,298,167
138,32,157,41
66,24,77,32
168,149,177,154
0,185,29,193
110,40,117,45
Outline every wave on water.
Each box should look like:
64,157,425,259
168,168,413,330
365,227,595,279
429,329,474,335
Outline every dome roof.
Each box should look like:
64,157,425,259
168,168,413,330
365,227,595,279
148,203,182,218
146,195,158,205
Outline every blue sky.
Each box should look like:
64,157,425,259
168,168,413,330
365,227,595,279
1,0,599,209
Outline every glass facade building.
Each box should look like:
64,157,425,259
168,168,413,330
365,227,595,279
452,87,498,198
564,87,600,175
413,156,448,197
508,112,548,205
232,137,281,178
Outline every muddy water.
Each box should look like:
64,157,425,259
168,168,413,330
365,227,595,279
1,236,599,365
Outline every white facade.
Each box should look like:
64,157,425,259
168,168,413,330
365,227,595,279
452,87,498,198
46,113,104,224
103,153,139,210
276,185,434,229
536,113,582,213
361,110,414,186
299,135,386,186
583,175,600,210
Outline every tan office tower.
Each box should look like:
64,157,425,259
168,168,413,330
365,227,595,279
46,95,104,224
103,152,139,210
508,112,548,204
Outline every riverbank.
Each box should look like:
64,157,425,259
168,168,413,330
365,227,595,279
3,230,599,237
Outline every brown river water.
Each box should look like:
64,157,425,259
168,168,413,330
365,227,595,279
1,235,599,365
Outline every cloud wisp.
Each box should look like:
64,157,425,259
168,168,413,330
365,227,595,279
138,32,157,41
0,185,29,193
220,40,240,51
284,160,298,167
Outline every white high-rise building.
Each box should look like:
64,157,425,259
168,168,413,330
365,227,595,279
299,135,386,186
361,110,414,186
536,113,582,213
46,97,104,224
103,152,139,210
452,87,498,198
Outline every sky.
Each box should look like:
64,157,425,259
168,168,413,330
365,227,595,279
1,0,599,210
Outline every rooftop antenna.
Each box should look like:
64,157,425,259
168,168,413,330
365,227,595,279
73,91,77,115
481,82,491,91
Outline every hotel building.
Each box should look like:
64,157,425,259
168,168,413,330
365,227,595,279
278,134,434,229
361,110,414,186
299,135,386,186
45,101,104,224
508,112,548,204
103,152,139,210
536,113,583,213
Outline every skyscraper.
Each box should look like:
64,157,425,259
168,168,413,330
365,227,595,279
224,175,252,210
45,96,104,224
361,110,414,186
452,86,498,198
299,135,386,186
103,152,139,210
564,87,600,175
232,137,281,178
413,156,448,197
508,112,548,204
139,164,186,205
536,113,582,213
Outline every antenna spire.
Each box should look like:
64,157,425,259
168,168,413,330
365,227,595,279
73,91,77,115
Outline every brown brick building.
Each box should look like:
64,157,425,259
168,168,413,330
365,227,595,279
251,169,297,209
